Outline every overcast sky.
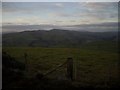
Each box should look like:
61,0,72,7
1,2,118,32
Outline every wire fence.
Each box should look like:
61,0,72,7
24,53,75,81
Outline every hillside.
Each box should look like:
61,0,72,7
2,30,119,89
3,29,118,48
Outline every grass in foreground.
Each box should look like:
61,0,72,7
3,47,119,88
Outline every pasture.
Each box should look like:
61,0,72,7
3,47,119,88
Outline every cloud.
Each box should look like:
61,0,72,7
55,20,63,22
2,2,118,26
79,2,118,10
54,3,64,7
64,22,118,32
2,2,65,13
2,2,32,13
3,16,52,25
2,22,118,33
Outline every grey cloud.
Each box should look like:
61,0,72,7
2,2,34,14
82,2,118,11
55,20,63,22
2,22,118,33
66,22,118,32
70,20,76,22
78,2,118,20
2,2,65,13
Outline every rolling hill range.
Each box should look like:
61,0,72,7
2,29,118,49
2,30,119,88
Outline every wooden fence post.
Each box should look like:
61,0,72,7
67,57,74,81
24,53,28,73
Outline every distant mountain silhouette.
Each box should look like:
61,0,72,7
3,29,118,47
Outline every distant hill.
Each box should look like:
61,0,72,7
3,29,118,48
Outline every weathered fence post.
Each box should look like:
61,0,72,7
67,57,74,81
24,53,28,73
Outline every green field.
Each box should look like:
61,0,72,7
3,47,119,88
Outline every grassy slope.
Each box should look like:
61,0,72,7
80,41,118,53
3,47,119,88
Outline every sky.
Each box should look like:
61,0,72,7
1,0,120,2
1,2,119,32
0,1,119,90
